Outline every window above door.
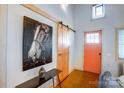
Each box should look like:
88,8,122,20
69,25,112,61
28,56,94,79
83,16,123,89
92,4,105,20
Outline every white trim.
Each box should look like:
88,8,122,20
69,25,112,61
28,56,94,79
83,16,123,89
0,5,8,88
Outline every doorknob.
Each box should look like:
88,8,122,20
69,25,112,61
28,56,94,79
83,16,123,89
99,53,101,55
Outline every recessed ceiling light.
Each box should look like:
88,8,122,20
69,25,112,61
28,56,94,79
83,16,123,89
61,4,69,11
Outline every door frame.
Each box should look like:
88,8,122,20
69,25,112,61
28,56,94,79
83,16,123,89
83,30,102,74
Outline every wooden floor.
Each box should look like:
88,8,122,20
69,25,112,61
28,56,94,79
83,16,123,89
56,70,99,88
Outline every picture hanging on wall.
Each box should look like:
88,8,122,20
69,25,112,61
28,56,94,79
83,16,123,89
23,16,52,71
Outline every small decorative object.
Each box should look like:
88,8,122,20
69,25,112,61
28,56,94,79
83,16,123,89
39,67,46,79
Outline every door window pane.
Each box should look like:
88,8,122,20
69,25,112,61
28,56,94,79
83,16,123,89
86,33,99,44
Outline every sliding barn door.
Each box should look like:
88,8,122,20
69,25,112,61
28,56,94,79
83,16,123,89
57,24,69,81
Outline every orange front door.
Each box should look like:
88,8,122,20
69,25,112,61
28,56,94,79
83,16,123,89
84,31,102,74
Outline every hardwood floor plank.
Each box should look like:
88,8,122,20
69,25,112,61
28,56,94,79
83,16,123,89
56,69,99,88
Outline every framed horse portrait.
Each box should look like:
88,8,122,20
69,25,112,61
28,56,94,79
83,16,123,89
23,16,52,71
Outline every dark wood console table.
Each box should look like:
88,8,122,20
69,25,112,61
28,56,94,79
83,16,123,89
15,69,62,88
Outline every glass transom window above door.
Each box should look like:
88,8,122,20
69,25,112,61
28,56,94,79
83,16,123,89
92,4,105,19
86,33,99,43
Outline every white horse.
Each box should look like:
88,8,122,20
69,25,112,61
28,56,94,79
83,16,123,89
28,24,50,62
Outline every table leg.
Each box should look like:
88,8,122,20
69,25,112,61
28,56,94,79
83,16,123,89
57,74,61,88
52,78,54,87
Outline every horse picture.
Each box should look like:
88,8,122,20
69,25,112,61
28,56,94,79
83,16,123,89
23,16,52,71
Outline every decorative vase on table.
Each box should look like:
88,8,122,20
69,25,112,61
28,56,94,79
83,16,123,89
39,67,46,79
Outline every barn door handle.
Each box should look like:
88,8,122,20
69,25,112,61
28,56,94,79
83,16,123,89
58,53,62,56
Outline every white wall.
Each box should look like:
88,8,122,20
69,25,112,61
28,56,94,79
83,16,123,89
0,5,7,88
6,4,75,88
35,4,74,29
74,4,124,77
